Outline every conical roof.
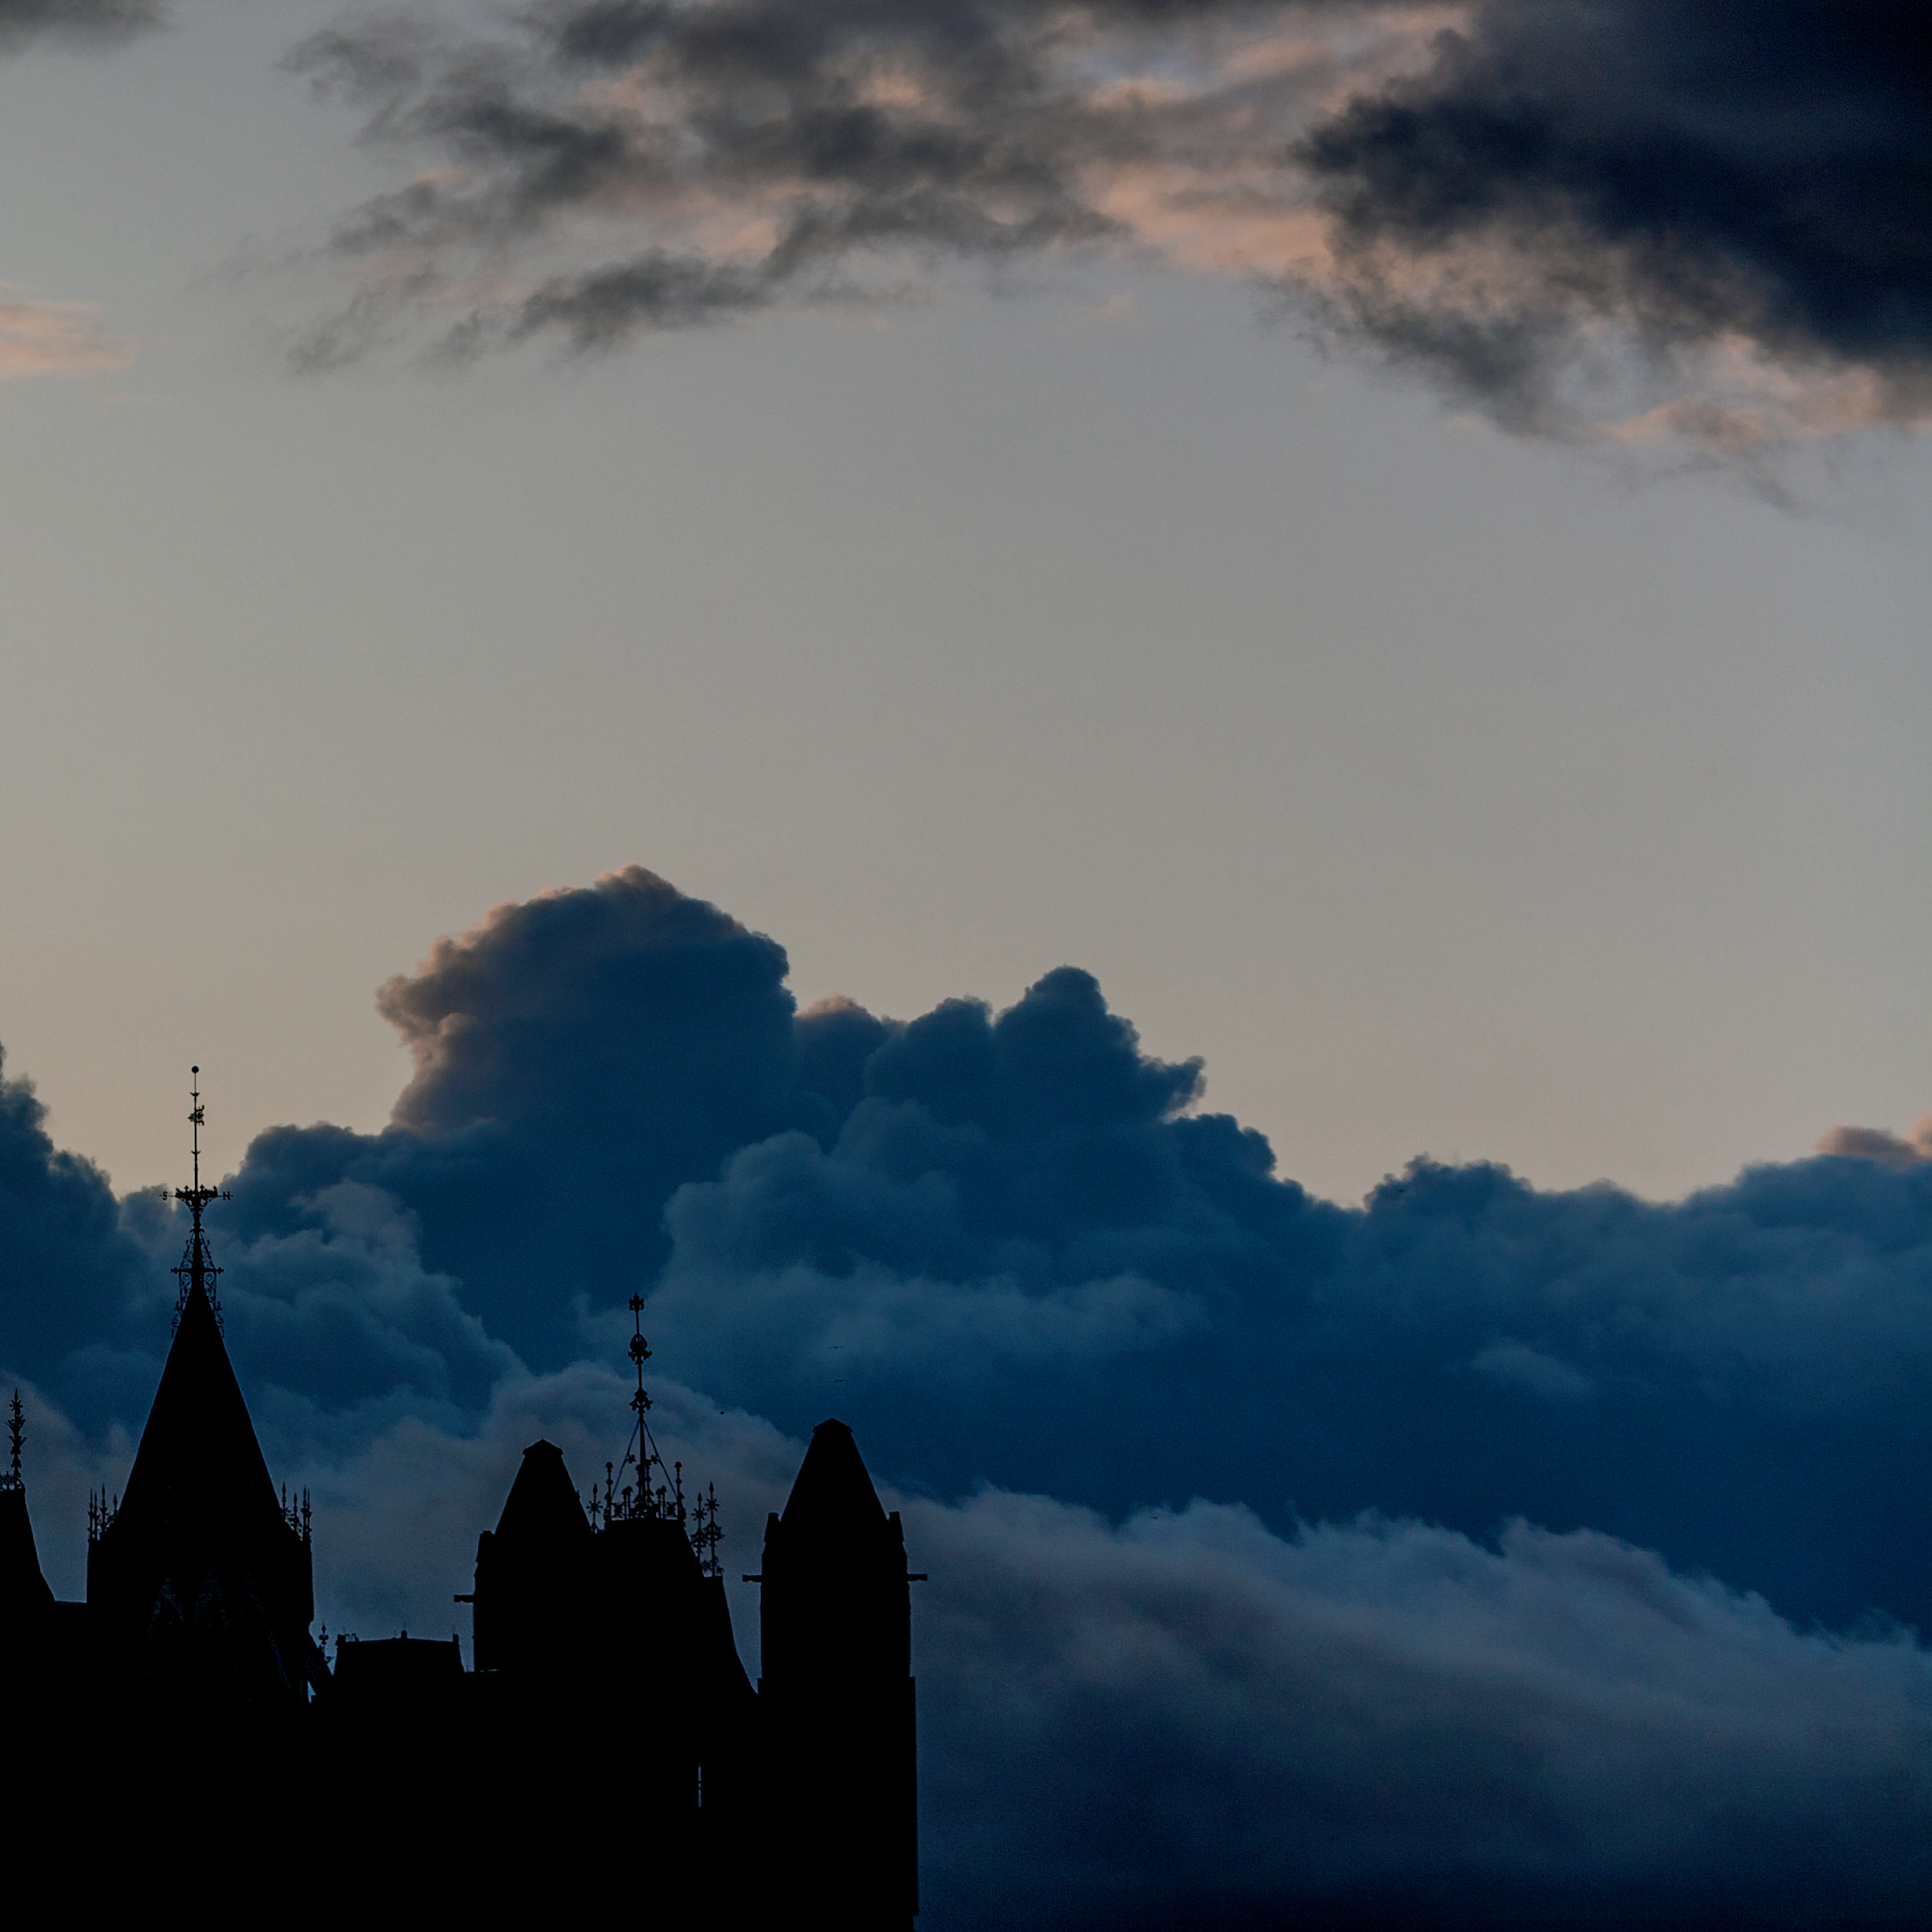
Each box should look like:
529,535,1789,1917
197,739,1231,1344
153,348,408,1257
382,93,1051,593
494,1439,592,1549
114,1279,285,1543
88,1277,314,1703
779,1419,889,1538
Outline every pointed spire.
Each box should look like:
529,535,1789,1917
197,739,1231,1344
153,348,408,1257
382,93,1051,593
170,1066,232,1333
115,1267,286,1532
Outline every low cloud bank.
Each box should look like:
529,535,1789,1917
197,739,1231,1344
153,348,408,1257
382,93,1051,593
911,1492,1932,1927
21,1355,1932,1926
6,863,1932,1919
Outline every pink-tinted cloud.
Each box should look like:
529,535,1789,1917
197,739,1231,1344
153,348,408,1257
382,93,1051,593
278,0,1932,471
1818,1117,1932,1168
0,292,134,381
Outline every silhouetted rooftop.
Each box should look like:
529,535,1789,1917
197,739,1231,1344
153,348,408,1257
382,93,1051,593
779,1420,890,1538
334,1634,464,1695
114,1279,284,1543
494,1440,592,1548
0,1486,53,1621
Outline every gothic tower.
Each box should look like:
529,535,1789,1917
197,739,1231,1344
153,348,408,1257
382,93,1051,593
758,1418,919,1929
85,1072,318,1708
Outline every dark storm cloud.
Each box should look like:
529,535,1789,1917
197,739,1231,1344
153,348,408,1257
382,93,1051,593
0,1047,152,1369
642,1033,1932,1635
17,866,1932,1642
17,865,1932,1919
0,1047,513,1456
1298,0,1932,443
179,867,1932,1636
225,866,828,1363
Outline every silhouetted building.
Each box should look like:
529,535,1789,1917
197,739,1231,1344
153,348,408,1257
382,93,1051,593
86,1279,320,1708
1,1078,920,1923
761,1420,921,1926
0,1396,53,1633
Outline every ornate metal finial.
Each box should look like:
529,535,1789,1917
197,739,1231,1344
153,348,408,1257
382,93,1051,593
588,1293,688,1525
627,1291,653,1427
689,1481,724,1577
2,1390,22,1492
169,1066,231,1333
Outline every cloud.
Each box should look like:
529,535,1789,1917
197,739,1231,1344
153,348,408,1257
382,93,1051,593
1296,0,1932,453
22,1341,1932,1925
640,1061,1932,1634
250,863,830,1362
0,0,158,50
13,866,1932,1645
909,1492,1932,1926
0,1046,156,1375
1469,1337,1593,1404
86,1353,1932,1925
278,0,1431,364
14,864,1932,1918
0,294,134,380
277,0,1932,463
1819,1118,1932,1169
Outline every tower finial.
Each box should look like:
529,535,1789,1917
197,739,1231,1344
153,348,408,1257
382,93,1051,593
170,1066,231,1333
2,1390,22,1491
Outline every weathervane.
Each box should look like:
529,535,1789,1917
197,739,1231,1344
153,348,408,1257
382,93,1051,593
166,1066,231,1333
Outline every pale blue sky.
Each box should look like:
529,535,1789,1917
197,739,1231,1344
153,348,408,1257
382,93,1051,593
2,2,1929,1205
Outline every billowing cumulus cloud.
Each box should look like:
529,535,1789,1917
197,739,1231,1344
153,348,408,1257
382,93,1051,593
229,864,829,1363
281,0,1932,462
10,865,1932,1920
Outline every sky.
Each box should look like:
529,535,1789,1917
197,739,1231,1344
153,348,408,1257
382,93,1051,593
2,0,1930,1211
3,1,1932,1924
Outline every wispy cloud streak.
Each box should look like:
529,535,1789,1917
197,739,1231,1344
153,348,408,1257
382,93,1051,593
0,292,134,379
280,0,1932,463
281,1,1434,359
0,0,158,49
